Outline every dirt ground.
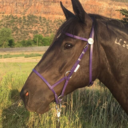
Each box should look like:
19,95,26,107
0,51,45,55
0,51,45,62
0,57,41,62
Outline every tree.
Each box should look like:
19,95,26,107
33,34,43,46
0,28,12,48
119,9,128,24
33,34,53,46
8,39,15,47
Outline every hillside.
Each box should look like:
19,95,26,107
0,0,127,19
0,0,127,42
0,15,63,41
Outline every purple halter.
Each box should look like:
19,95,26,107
33,26,94,104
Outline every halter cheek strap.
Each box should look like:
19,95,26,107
65,27,94,85
33,26,94,104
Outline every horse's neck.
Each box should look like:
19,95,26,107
97,23,128,114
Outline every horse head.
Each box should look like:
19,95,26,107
20,0,100,114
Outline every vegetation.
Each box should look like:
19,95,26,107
15,34,54,47
0,28,54,48
0,62,128,128
119,9,128,24
0,9,128,48
0,28,12,48
0,53,42,59
0,14,63,48
0,15,63,41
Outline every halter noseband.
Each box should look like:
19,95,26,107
33,26,94,104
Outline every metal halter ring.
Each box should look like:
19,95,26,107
65,71,72,79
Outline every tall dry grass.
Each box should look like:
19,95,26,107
0,62,128,128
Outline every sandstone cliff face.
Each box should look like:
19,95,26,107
0,0,127,19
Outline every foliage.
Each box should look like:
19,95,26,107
33,34,44,46
0,15,64,42
15,34,53,47
0,63,128,128
0,53,42,59
119,9,128,24
0,28,12,48
0,32,53,48
8,39,15,48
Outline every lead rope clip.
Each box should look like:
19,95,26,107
56,103,62,128
56,103,62,122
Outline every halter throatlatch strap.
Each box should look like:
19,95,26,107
33,26,94,104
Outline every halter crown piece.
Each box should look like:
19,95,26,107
33,26,94,104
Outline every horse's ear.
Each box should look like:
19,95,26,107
60,1,75,20
71,0,92,24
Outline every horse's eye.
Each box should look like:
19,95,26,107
64,43,73,49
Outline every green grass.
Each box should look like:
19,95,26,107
0,53,42,59
24,53,42,58
0,63,128,128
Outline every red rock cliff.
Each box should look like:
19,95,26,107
0,0,127,19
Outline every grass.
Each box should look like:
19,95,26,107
0,62,128,128
0,53,42,59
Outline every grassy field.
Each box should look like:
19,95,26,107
0,52,44,63
0,62,128,128
0,53,42,59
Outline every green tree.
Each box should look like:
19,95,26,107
8,39,15,47
33,34,54,46
119,9,128,24
33,34,43,46
0,28,12,48
26,39,34,46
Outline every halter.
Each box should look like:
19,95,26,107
33,26,94,105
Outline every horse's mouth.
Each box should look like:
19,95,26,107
37,106,50,114
25,104,50,114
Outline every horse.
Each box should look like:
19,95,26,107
20,0,128,115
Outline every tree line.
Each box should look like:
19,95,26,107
0,27,54,48
0,9,127,48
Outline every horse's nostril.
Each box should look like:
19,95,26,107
25,92,29,97
20,88,29,98
20,89,29,105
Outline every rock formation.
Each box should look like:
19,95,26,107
0,0,127,19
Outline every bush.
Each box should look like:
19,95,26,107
0,28,12,48
8,39,15,47
119,9,128,24
33,34,54,46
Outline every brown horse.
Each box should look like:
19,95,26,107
20,0,128,115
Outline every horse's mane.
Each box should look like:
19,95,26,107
54,13,128,43
89,14,128,33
